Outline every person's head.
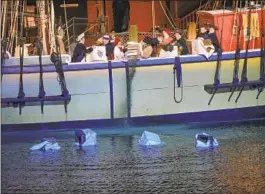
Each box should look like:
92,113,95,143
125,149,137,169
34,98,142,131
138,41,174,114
103,35,110,45
109,31,116,40
154,26,163,33
199,24,209,34
76,33,85,44
200,26,207,34
208,24,218,34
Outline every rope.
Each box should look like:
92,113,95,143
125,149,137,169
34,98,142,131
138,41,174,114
233,0,242,82
260,0,265,79
229,0,239,51
18,38,26,115
243,1,248,50
163,0,177,28
159,0,176,30
173,66,183,103
252,0,259,49
1,39,8,81
235,3,254,103
213,0,226,85
241,4,252,82
126,58,137,117
152,1,156,38
1,1,7,39
63,0,71,54
228,0,242,102
36,38,45,96
36,38,46,113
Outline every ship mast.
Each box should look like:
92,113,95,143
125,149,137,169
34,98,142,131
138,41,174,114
98,0,107,33
1,0,57,56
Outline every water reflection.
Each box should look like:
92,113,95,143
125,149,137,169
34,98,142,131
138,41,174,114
137,146,162,159
2,121,265,193
30,150,61,163
76,145,97,158
215,140,265,194
195,146,219,153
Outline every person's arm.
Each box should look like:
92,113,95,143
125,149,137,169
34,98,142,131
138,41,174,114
85,47,93,54
179,38,188,55
160,37,173,45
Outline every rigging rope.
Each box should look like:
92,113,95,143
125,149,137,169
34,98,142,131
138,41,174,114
213,0,226,85
152,0,156,38
228,0,242,101
163,0,177,28
36,37,46,113
159,0,176,30
173,60,183,103
125,57,137,117
256,0,265,100
260,0,265,80
252,0,259,49
229,0,239,51
235,2,254,103
1,39,8,81
233,0,241,82
17,1,26,115
63,0,71,54
208,0,226,105
18,38,25,115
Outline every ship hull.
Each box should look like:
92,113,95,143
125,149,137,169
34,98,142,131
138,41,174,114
1,50,265,129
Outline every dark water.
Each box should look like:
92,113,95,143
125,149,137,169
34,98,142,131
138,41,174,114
2,120,265,194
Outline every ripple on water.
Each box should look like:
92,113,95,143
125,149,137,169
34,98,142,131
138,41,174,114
2,121,265,193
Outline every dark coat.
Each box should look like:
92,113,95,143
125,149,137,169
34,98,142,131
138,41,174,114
198,32,211,40
174,38,188,55
209,33,221,52
71,43,93,62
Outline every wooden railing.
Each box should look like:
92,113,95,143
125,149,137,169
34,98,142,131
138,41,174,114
175,0,221,30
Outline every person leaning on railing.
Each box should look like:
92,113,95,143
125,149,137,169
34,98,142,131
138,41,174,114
173,29,188,55
207,24,221,52
71,33,93,63
103,35,115,60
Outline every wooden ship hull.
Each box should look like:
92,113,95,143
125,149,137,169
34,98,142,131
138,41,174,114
2,49,265,130
1,1,265,130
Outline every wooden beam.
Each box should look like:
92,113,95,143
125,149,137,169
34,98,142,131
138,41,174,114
60,3,79,8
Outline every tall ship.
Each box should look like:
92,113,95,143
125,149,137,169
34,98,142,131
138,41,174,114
1,0,265,130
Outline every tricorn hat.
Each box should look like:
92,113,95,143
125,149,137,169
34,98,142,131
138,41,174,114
76,33,85,42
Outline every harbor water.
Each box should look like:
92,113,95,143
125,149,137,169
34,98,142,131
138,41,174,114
1,120,265,194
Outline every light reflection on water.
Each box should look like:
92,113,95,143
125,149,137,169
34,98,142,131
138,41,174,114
1,120,265,194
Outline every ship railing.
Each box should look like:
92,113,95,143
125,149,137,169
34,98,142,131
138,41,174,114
61,17,89,45
62,17,108,46
114,31,184,45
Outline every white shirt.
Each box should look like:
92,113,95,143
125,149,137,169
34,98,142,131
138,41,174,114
114,46,125,60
